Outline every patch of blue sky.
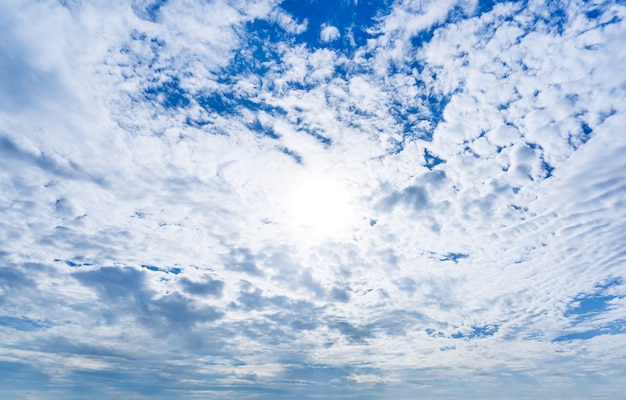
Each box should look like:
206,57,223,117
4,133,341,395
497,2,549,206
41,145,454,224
541,159,555,178
545,7,568,35
144,76,190,110
585,8,603,19
439,252,469,263
389,92,451,142
425,328,444,338
219,1,455,147
279,0,394,51
565,278,623,321
517,1,569,35
231,19,285,77
567,120,594,149
141,264,181,274
407,2,513,51
195,88,285,120
553,320,626,342
423,148,446,170
295,122,333,146
552,279,626,342
389,57,455,136
597,14,623,30
196,91,239,116
581,121,593,136
131,0,169,23
53,259,93,267
476,1,571,37
248,119,280,140
422,93,451,136
384,137,404,155
303,130,332,146
451,324,499,339
584,0,626,24
475,0,523,16
141,264,159,272
426,324,499,340
279,146,303,164
0,316,50,331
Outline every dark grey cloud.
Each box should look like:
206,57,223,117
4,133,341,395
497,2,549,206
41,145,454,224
225,248,264,276
72,266,147,305
330,286,350,303
378,185,430,212
150,292,224,327
0,136,93,181
180,276,225,297
0,266,36,290
327,319,373,344
298,269,326,298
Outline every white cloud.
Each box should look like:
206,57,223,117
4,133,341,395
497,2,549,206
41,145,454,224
320,23,340,42
271,8,309,35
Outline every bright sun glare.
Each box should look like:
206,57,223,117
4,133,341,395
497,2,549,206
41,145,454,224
284,174,354,241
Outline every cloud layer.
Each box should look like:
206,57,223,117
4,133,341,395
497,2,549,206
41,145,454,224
1,0,625,399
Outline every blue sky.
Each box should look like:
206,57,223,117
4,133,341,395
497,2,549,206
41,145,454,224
1,0,626,399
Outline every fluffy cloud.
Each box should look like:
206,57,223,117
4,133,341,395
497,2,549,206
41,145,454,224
320,23,340,42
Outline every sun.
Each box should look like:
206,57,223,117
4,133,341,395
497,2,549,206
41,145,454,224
283,173,355,241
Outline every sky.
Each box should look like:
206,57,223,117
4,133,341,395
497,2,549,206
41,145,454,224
1,0,625,399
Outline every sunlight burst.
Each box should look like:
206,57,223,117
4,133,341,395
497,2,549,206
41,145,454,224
284,174,355,241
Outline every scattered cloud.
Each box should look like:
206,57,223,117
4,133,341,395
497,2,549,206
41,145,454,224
320,23,341,42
